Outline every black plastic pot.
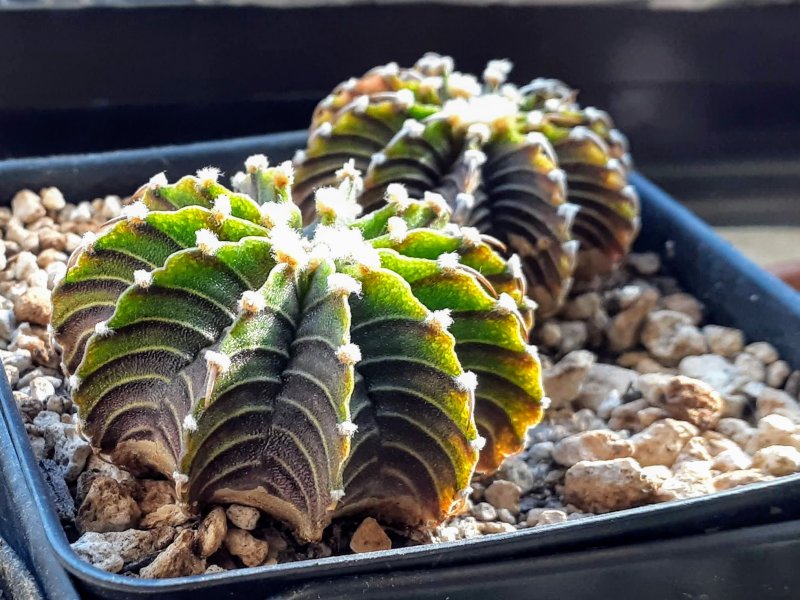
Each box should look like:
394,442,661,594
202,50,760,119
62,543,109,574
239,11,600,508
0,131,799,599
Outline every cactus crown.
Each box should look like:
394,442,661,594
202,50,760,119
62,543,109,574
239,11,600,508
51,157,543,541
293,53,640,317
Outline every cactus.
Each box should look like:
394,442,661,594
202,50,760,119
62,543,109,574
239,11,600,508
293,54,640,315
51,158,543,541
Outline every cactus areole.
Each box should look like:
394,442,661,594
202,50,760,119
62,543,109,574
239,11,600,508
294,54,640,317
51,158,544,541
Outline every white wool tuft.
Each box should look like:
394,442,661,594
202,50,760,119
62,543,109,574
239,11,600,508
423,191,450,216
336,343,362,366
459,486,474,498
352,95,370,114
122,200,149,224
369,152,387,168
149,172,168,188
507,254,523,279
94,321,113,337
81,231,98,254
315,186,362,224
483,59,513,87
335,158,362,182
377,61,399,77
385,183,410,211
245,154,269,173
205,350,231,373
327,273,362,297
68,374,81,391
336,420,359,437
196,167,221,186
526,344,540,359
230,171,247,191
182,414,198,432
316,122,333,138
541,396,552,410
557,202,580,228
330,489,346,502
419,76,443,94
195,228,222,256
403,119,426,139
526,110,545,127
466,123,491,144
292,149,307,165
342,77,358,91
436,252,460,273
459,225,481,248
270,225,309,270
239,290,266,314
454,371,478,393
387,216,408,244
133,269,154,289
548,168,567,186
275,161,295,187
314,226,380,269
395,89,415,110
464,149,487,168
259,201,295,228
470,436,487,451
495,292,518,315
544,98,563,112
211,194,232,222
440,94,517,130
447,72,482,98
172,471,189,486
424,309,453,333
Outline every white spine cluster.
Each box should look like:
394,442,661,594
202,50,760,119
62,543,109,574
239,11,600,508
230,171,247,191
424,191,450,217
68,374,81,391
204,350,231,374
259,201,294,228
466,123,491,145
121,200,149,224
270,225,309,270
94,321,113,337
336,420,359,437
313,226,380,269
336,343,362,366
459,225,482,248
196,167,221,187
292,149,307,165
134,269,153,289
149,172,168,188
469,436,487,451
494,292,518,315
526,110,545,128
436,252,460,273
396,89,415,110
352,95,370,114
557,202,580,228
483,58,513,87
315,122,333,139
327,273,362,296
195,228,222,256
182,414,198,432
387,216,408,243
330,489,346,502
424,309,453,333
245,154,269,173
81,231,98,255
454,371,478,393
403,119,426,139
507,254,523,279
377,62,399,77
274,161,295,188
238,290,266,314
541,396,552,410
464,149,487,169
447,72,482,98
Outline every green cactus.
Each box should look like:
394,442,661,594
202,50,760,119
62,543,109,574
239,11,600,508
293,54,639,316
51,158,543,541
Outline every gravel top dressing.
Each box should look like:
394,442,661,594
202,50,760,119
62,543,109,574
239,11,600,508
2,186,799,578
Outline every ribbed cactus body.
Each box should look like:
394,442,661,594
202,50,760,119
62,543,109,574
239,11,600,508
293,54,639,315
52,158,543,540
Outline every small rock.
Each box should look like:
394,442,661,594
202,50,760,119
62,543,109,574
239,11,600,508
747,414,800,453
40,187,66,212
552,430,633,467
660,293,703,325
11,190,45,224
140,504,191,529
679,354,740,394
562,292,602,320
640,464,672,486
484,480,522,514
14,391,42,420
702,325,744,358
606,286,659,352
608,398,650,432
477,521,516,535
577,364,638,412
656,461,713,501
226,504,260,531
71,528,175,573
29,376,55,402
39,458,76,522
641,311,707,366
498,456,535,494
638,407,668,429
537,321,562,349
495,508,516,524
13,287,51,326
535,509,568,526
712,469,773,491
629,419,699,467
712,447,753,472
559,321,588,354
140,530,205,578
786,371,800,399
0,309,15,341
673,436,712,465
77,477,141,533
626,252,661,276
528,441,554,462
756,387,800,423
745,342,779,365
715,418,755,449
751,445,800,476
663,376,723,430
637,372,674,405
349,517,391,554
734,352,766,382
136,480,177,514
196,507,228,558
205,564,226,574
45,421,92,482
471,502,498,522
767,360,791,388
543,350,596,408
564,458,657,513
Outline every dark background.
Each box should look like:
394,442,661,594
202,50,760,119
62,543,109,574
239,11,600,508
1,3,799,218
